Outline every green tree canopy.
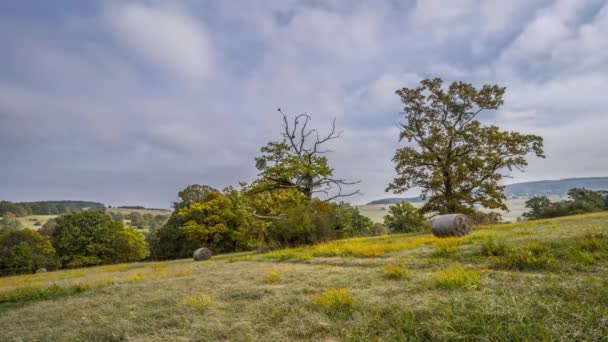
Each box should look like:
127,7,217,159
0,228,57,275
387,78,544,214
51,211,148,267
383,202,428,233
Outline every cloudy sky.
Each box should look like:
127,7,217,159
1,0,607,208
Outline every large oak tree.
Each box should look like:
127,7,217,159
387,78,544,214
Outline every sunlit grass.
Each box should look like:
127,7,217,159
263,270,281,284
434,264,481,290
182,294,212,312
312,288,354,313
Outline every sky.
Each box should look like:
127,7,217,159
1,0,607,208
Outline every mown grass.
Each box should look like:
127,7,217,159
0,212,607,341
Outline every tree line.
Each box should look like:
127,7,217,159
0,200,105,217
523,188,608,220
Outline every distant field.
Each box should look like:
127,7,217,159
15,208,170,231
358,196,568,223
16,215,57,230
1,212,607,340
106,208,171,216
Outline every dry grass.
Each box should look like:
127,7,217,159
0,212,607,341
382,262,410,279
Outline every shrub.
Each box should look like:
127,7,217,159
264,270,281,284
495,242,557,270
370,223,388,236
434,265,480,290
182,294,212,312
313,288,354,313
479,235,506,256
0,228,58,275
469,211,503,225
382,262,410,279
383,202,428,233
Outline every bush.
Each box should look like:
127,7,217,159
312,288,354,313
0,228,58,275
434,265,480,290
469,211,503,225
383,202,428,233
371,223,388,236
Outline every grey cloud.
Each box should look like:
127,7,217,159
1,0,607,207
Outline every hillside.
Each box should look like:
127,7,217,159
366,176,608,204
1,212,608,340
504,177,608,197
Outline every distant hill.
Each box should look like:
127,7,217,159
366,197,424,205
366,177,608,204
504,177,608,197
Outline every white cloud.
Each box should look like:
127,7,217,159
106,2,213,82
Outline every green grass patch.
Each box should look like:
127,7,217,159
263,270,281,284
312,288,354,313
182,294,212,312
434,264,481,290
494,242,557,270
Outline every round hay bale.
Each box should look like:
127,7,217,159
36,268,47,273
193,247,212,261
431,214,472,238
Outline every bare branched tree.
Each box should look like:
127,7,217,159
251,108,361,202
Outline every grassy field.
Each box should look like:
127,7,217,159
16,215,58,230
1,212,607,341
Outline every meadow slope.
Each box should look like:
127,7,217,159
1,212,608,341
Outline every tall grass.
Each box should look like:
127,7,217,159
312,288,354,313
434,265,480,290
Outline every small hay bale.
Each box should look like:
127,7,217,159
36,268,47,273
431,214,472,238
193,247,212,261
